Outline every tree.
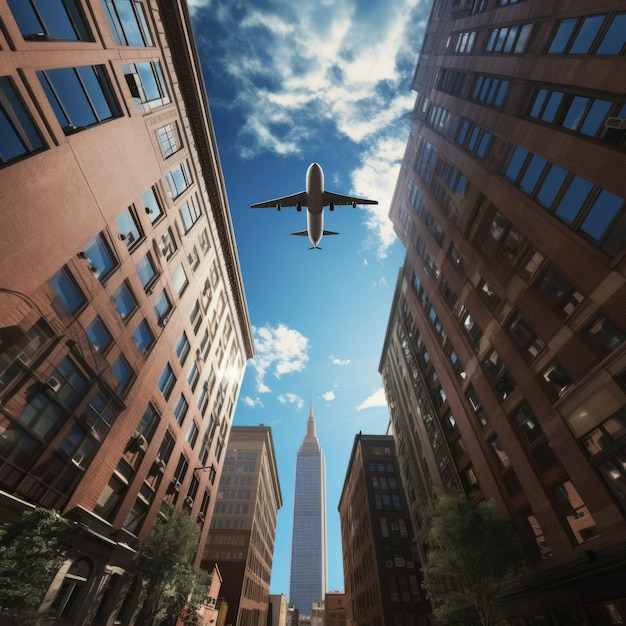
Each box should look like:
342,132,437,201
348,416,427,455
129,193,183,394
132,507,212,626
422,494,533,626
0,507,69,625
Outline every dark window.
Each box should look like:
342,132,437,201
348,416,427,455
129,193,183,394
81,389,120,436
102,0,153,46
132,319,154,355
135,253,157,290
153,291,172,325
552,480,598,543
471,75,510,107
112,355,133,396
511,403,543,444
83,234,117,281
135,404,159,441
503,471,522,496
584,313,626,352
186,421,199,448
49,268,85,315
176,332,191,365
165,160,192,199
541,361,572,396
157,363,176,399
116,208,143,250
123,62,170,113
0,77,45,165
535,266,584,316
179,194,202,233
142,186,163,223
465,386,489,428
486,24,532,54
173,395,188,425
112,281,137,321
482,350,515,400
38,66,120,134
507,311,544,358
490,436,510,468
86,317,113,353
548,13,626,56
8,0,90,41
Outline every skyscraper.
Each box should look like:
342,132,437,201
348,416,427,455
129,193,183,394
380,0,626,621
289,404,328,614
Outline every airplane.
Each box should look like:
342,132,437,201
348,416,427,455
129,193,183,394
250,162,378,249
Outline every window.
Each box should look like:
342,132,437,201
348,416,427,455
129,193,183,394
490,436,510,468
171,263,188,295
112,355,133,396
176,332,191,365
485,24,532,53
142,186,163,223
187,362,199,392
165,160,193,199
135,404,159,441
38,66,120,134
436,68,465,95
50,559,91,618
159,227,178,260
81,389,120,436
156,122,181,159
123,62,170,112
1,77,45,165
447,243,465,272
132,319,154,355
153,291,172,325
8,0,91,41
186,421,199,448
83,234,117,280
552,480,598,543
581,408,626,513
465,386,489,427
520,508,552,559
86,317,113,353
102,0,153,46
173,394,188,425
507,311,544,358
534,265,583,316
157,363,176,399
49,268,85,315
190,300,203,334
482,350,515,400
461,466,480,494
179,194,202,233
510,403,543,444
548,13,626,56
116,208,143,250
461,310,483,350
584,313,626,352
199,228,211,254
112,281,137,321
471,75,510,106
135,253,157,290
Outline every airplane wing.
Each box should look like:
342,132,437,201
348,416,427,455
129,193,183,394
322,190,378,207
251,191,308,209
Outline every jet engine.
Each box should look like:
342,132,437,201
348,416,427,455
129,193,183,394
297,203,302,212
329,202,334,211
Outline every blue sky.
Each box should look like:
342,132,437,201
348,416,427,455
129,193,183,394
189,0,431,597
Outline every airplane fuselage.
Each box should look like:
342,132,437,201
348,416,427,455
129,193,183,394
305,162,324,247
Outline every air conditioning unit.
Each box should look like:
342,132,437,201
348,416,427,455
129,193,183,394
158,313,171,327
197,513,205,523
131,431,148,452
157,460,166,473
604,117,626,130
185,496,194,508
46,376,61,393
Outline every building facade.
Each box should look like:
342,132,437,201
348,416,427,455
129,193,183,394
324,592,347,626
202,425,282,626
0,0,253,623
269,594,288,626
381,0,626,622
288,405,328,615
338,434,427,626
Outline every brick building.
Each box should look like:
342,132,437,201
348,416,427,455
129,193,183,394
0,0,253,623
380,0,626,622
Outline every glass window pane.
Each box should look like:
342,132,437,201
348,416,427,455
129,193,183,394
536,164,568,208
548,19,576,53
597,13,626,54
86,317,113,352
135,254,156,289
570,15,605,54
530,89,548,118
132,319,154,355
77,66,113,122
520,155,547,194
514,24,532,53
171,264,188,295
9,0,89,41
580,191,623,241
580,99,612,136
141,187,163,223
153,291,172,323
112,282,137,320
112,356,133,395
563,96,589,130
504,146,528,181
555,176,594,224
116,208,142,248
542,91,563,123
83,234,116,280
49,268,85,314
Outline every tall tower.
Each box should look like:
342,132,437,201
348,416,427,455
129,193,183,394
289,404,328,614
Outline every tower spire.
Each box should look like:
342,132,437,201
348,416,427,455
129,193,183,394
307,399,316,438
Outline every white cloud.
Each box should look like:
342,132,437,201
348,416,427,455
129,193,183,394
329,354,350,366
356,387,388,410
194,0,429,256
250,323,310,393
242,396,263,408
278,393,305,410
322,390,336,402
